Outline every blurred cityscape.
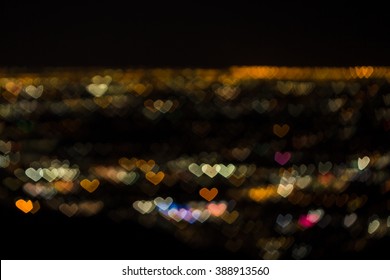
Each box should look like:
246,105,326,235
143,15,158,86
1,67,390,259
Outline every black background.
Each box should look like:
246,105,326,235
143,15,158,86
1,0,390,260
1,0,390,68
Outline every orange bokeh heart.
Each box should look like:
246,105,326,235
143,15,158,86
145,171,164,185
199,187,218,201
80,179,100,193
273,124,290,138
15,199,33,213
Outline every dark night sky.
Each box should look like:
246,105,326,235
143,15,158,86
1,1,390,67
